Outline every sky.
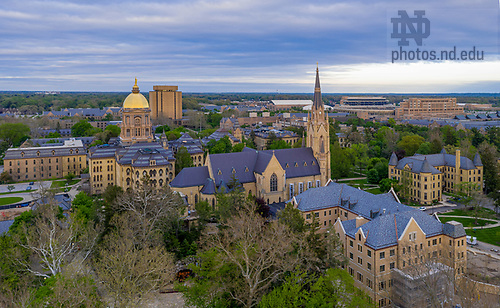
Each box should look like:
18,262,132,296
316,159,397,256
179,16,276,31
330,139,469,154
0,0,499,93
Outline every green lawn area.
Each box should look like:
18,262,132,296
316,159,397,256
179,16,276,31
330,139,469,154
365,188,383,195
439,208,498,219
0,197,24,206
465,226,500,246
50,179,80,188
438,216,495,228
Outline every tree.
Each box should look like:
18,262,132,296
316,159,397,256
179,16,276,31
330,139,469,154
0,172,13,184
71,120,101,137
267,139,291,150
232,142,245,152
0,123,30,147
103,112,113,121
93,214,175,307
417,142,432,154
15,203,79,278
72,192,96,225
45,132,61,138
64,172,76,183
398,135,425,156
259,268,372,308
184,201,308,308
104,124,121,137
478,141,499,194
7,185,15,193
175,146,194,175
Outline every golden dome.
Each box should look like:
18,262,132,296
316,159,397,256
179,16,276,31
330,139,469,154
123,78,149,109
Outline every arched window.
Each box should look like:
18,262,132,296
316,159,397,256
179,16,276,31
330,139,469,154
270,173,278,192
195,194,198,204
320,136,325,153
136,171,139,178
126,168,130,175
126,178,131,185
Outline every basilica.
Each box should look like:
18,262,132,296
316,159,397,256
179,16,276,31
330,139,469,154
170,67,330,206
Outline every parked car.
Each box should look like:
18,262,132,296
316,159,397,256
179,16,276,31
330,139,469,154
26,186,32,190
29,182,34,185
419,206,426,211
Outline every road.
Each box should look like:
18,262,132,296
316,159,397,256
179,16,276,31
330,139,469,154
0,181,51,194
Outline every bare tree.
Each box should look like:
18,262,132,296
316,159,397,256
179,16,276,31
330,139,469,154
16,203,78,278
113,180,184,246
202,201,309,308
93,214,175,307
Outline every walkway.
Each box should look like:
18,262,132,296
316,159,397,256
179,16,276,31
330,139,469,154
336,177,366,182
437,215,500,229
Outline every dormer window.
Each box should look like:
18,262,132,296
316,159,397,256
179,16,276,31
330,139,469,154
245,167,249,172
150,160,156,166
232,168,236,174
218,169,222,175
76,149,79,154
312,161,316,166
285,163,289,168
304,162,307,166
70,149,73,154
52,150,55,156
36,151,40,157
294,162,298,167
21,152,24,158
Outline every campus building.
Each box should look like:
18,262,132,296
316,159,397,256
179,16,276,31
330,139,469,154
388,149,483,205
88,80,176,195
170,66,330,206
395,98,464,120
149,85,182,122
291,182,467,307
3,139,87,181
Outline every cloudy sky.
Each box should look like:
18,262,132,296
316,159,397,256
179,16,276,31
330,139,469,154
0,0,499,93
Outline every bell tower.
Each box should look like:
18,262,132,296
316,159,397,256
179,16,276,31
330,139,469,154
306,66,330,186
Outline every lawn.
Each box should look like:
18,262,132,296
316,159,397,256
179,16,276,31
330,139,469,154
51,179,80,188
365,188,383,195
465,226,500,246
0,197,24,206
438,216,495,228
439,208,498,220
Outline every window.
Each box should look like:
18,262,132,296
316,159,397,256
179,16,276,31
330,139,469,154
349,252,353,260
380,252,385,259
390,262,395,269
367,279,373,289
270,173,278,192
358,244,362,252
316,180,321,187
314,212,319,218
379,280,386,290
289,184,295,197
306,214,311,219
357,272,363,282
389,249,395,256
357,257,362,265
432,239,437,245
367,249,371,257
367,262,372,270
409,232,417,241
299,182,304,194
349,240,353,247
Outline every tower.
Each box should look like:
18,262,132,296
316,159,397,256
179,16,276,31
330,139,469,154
149,85,183,123
307,66,330,185
120,79,154,145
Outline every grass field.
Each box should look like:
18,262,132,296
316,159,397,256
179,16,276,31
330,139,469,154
439,208,498,219
0,197,24,206
365,188,383,195
50,179,80,188
465,226,500,246
438,216,495,228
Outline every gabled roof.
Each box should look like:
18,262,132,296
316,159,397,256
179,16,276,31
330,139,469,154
170,166,209,188
395,152,480,172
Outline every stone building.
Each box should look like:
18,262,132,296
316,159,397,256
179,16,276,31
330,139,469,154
88,80,176,195
170,67,330,206
395,98,464,120
388,149,483,205
149,85,182,122
291,182,467,307
3,139,87,181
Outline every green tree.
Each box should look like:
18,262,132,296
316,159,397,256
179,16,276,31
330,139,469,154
417,142,432,154
478,141,499,194
175,146,194,175
71,120,101,137
0,123,30,147
155,125,171,134
232,142,245,152
398,135,425,156
104,124,121,137
72,192,96,225
0,172,12,184
45,132,61,139
267,139,291,150
103,113,113,121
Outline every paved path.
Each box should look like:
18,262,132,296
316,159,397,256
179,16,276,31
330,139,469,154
437,214,500,229
337,177,367,182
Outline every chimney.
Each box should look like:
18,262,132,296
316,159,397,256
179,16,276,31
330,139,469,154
455,149,461,172
356,216,367,228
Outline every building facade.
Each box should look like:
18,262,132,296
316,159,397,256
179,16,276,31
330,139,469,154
149,85,182,122
3,139,87,181
291,182,467,307
89,80,176,195
395,98,464,120
388,150,483,205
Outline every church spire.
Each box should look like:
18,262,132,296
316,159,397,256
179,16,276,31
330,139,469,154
313,65,323,109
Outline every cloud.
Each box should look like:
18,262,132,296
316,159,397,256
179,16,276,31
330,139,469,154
0,0,498,91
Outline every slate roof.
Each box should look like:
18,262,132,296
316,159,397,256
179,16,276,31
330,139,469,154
201,128,240,145
168,133,203,155
4,139,85,160
31,193,72,211
0,220,14,235
344,209,444,250
442,220,467,238
27,137,95,149
43,108,112,118
116,142,174,167
395,152,480,173
170,166,209,188
171,147,320,191
389,152,398,166
473,153,483,166
295,182,409,219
